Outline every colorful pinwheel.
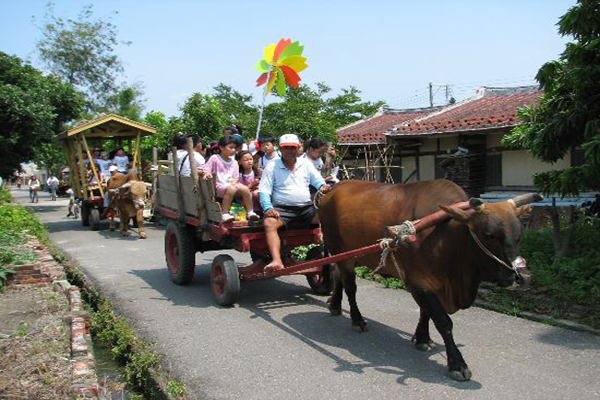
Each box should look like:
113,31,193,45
254,38,308,96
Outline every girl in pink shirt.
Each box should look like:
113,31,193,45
237,150,261,211
201,136,259,223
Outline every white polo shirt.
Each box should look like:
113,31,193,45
259,157,325,207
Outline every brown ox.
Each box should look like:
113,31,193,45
318,179,540,381
107,171,151,239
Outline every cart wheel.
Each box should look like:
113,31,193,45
165,221,195,285
211,254,240,306
89,208,100,231
305,246,334,295
81,203,90,227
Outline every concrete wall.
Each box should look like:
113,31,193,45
502,149,571,186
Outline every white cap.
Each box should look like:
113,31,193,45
108,165,118,172
279,134,300,148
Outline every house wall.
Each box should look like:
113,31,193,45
502,150,570,186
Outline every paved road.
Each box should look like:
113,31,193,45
14,188,600,400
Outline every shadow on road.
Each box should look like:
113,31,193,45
536,327,600,350
130,265,482,389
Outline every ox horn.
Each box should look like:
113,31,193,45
144,182,153,188
469,198,485,212
507,193,544,208
120,182,133,189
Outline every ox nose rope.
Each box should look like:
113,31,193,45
468,229,516,273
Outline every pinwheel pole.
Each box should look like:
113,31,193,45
254,38,308,140
255,63,272,140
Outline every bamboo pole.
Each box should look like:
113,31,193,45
133,131,141,180
171,146,186,224
75,137,88,200
80,134,104,197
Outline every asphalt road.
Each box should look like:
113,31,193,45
14,188,600,400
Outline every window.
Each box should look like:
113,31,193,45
485,153,502,187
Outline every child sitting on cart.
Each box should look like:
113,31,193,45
236,150,260,212
201,136,260,223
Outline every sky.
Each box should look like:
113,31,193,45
1,0,577,118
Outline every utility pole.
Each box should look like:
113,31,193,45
429,82,433,107
445,85,449,104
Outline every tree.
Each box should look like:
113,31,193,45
0,51,84,178
261,83,385,143
36,3,130,111
502,0,600,257
180,93,227,143
105,84,145,121
502,0,600,197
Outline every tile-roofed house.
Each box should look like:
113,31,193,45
387,86,541,137
378,85,585,197
335,107,440,182
334,85,585,201
337,107,440,146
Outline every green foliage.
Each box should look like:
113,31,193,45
0,204,48,241
0,51,84,179
36,3,130,110
355,266,406,289
90,296,162,392
261,83,385,143
0,187,11,204
290,244,318,261
167,380,187,397
0,266,16,291
520,216,600,306
105,84,145,121
180,93,228,143
502,0,600,196
16,321,30,337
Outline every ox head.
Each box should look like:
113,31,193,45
439,193,542,287
110,181,152,210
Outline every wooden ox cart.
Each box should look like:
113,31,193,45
156,141,476,306
57,114,156,230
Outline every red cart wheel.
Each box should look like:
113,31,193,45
305,246,334,295
211,254,240,306
165,221,195,285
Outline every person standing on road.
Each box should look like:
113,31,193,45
28,176,40,203
47,174,59,201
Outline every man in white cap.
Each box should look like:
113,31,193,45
258,134,331,271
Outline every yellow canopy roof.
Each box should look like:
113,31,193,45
58,113,157,140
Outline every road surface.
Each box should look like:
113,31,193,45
14,188,600,399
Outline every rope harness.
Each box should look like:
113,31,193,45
374,238,404,280
313,187,326,209
468,228,517,273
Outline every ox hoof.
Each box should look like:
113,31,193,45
352,321,368,333
109,227,115,232
121,231,131,237
329,307,342,316
415,340,436,352
449,368,472,382
139,233,147,239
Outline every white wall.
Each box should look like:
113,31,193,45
502,149,571,186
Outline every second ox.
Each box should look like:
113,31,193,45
318,179,541,381
107,172,151,239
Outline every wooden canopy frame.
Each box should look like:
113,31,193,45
58,114,157,201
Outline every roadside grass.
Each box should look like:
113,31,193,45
0,187,48,291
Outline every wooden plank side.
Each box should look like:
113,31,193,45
156,190,201,217
157,175,178,192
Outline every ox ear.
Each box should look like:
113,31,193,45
439,204,473,223
514,205,533,218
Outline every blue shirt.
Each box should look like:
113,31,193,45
258,157,325,211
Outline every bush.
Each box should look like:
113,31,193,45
521,215,600,307
0,204,47,241
0,187,11,204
